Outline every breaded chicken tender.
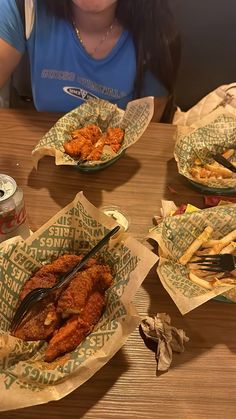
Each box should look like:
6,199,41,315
20,254,82,300
13,300,60,341
20,273,57,301
80,290,106,325
34,253,83,277
45,291,105,362
12,253,113,362
57,263,112,314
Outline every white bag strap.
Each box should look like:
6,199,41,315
24,0,35,40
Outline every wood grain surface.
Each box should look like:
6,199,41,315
0,109,236,419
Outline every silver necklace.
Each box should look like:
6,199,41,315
73,19,116,57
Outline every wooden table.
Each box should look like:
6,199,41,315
1,109,236,419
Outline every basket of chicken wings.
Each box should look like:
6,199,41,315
32,97,154,172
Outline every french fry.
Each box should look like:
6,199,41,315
186,228,236,290
189,165,233,180
188,272,214,290
189,272,236,289
211,277,236,286
188,268,224,279
204,164,233,178
189,148,236,181
179,225,213,265
202,229,236,248
210,242,232,254
194,242,231,255
222,149,234,159
219,242,236,254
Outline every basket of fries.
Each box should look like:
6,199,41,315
0,192,157,411
148,203,236,314
174,106,236,194
32,97,154,172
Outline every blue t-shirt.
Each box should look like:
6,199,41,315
0,0,167,112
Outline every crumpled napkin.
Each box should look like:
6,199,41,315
140,313,189,371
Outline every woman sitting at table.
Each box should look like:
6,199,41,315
0,0,180,120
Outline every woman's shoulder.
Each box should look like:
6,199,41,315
0,0,20,17
0,0,25,53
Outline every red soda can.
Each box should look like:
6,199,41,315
0,174,30,243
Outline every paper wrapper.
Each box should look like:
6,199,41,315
32,97,154,168
140,313,189,371
174,106,236,189
147,204,236,314
0,192,158,411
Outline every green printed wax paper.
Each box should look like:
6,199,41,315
174,106,236,189
0,192,158,411
148,204,236,314
32,97,154,168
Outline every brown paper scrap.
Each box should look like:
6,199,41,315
140,313,189,371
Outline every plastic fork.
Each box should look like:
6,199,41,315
191,253,236,272
10,225,120,332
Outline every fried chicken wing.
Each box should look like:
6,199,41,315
57,263,113,314
109,142,122,153
106,127,124,143
64,124,103,159
104,127,124,152
86,141,105,161
74,124,102,143
64,124,125,161
45,292,105,362
63,136,93,159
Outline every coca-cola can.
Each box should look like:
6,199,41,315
0,174,30,243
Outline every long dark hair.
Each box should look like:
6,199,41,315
43,0,180,98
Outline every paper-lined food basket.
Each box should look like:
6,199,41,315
0,192,158,411
148,204,236,314
174,106,236,189
32,97,154,169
